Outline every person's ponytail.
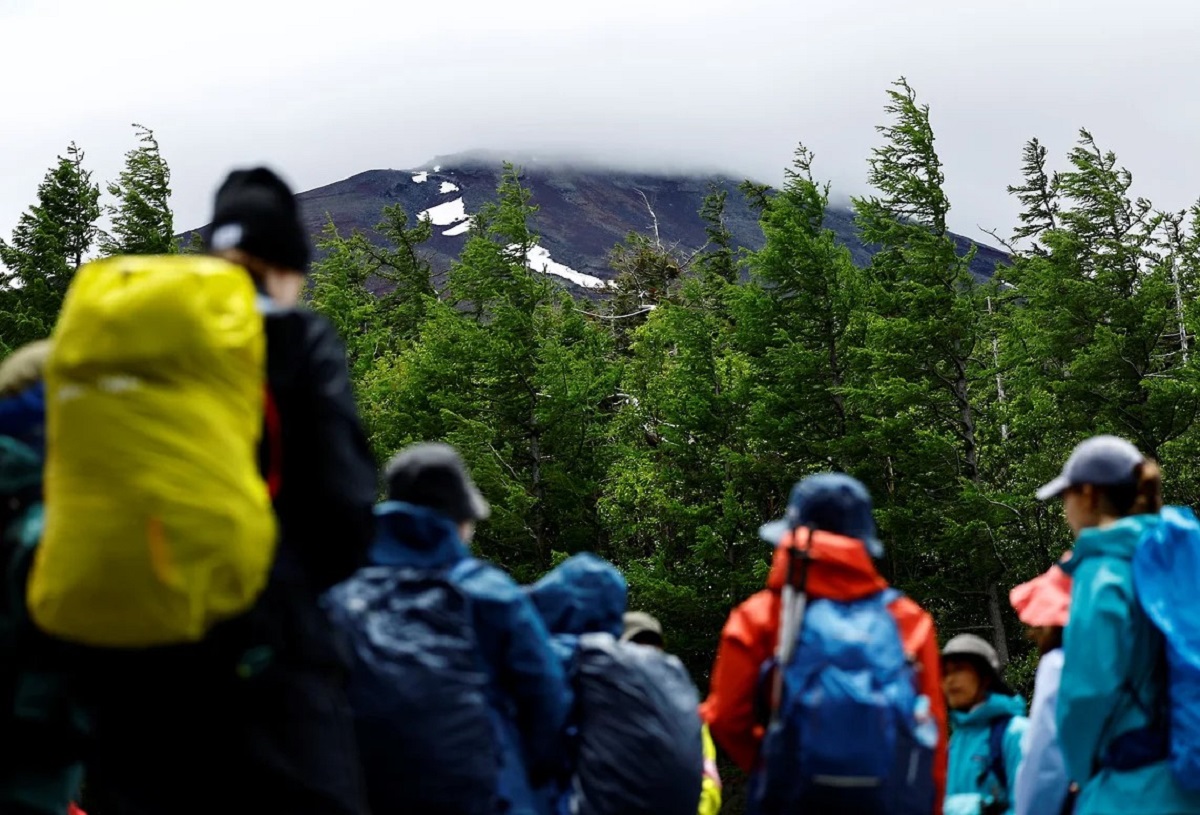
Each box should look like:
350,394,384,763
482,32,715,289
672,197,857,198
1102,459,1163,516
1130,459,1163,515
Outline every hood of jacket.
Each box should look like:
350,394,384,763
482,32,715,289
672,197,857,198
1061,514,1160,575
368,501,470,569
950,691,1028,730
766,527,888,601
527,552,627,637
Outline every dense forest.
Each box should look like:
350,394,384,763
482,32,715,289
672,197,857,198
6,78,1200,730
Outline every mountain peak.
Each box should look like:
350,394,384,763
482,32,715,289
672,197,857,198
182,158,1008,294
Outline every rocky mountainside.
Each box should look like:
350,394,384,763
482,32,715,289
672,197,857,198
184,150,1008,292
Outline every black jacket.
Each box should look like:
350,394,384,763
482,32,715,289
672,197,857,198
254,305,378,670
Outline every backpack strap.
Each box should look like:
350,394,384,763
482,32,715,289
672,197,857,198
447,557,482,583
877,587,922,672
978,714,1014,798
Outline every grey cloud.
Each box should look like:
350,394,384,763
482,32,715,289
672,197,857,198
4,0,1200,250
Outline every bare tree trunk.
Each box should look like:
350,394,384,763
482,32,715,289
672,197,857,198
530,404,546,564
987,581,1011,666
987,297,1010,440
1173,257,1190,364
954,337,1010,658
826,317,846,438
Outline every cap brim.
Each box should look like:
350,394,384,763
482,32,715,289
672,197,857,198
1036,476,1070,502
759,519,789,545
620,626,663,645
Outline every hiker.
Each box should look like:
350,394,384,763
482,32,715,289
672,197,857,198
327,442,570,815
0,340,48,451
0,341,88,815
525,552,625,815
941,634,1028,815
30,167,379,815
702,473,946,815
1037,435,1200,814
621,611,722,815
527,553,704,815
1009,561,1074,815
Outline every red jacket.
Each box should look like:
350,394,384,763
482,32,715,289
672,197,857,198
700,528,948,814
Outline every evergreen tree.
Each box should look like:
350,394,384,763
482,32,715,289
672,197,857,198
371,204,436,340
307,218,385,382
102,124,175,255
740,145,860,468
360,164,618,578
604,229,684,352
307,203,434,383
851,79,1014,659
1000,132,1200,512
0,143,101,349
602,189,772,675
180,232,205,254
1008,138,1060,251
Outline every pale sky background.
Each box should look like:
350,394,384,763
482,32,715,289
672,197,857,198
2,0,1198,248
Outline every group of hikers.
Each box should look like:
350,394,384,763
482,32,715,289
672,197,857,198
1,164,1199,815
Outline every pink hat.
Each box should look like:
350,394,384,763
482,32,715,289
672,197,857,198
1010,558,1072,628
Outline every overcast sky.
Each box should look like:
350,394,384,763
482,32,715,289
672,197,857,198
3,0,1199,248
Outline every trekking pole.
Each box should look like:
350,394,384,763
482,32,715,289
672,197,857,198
768,527,812,728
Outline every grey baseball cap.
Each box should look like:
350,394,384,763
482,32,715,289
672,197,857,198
1036,435,1146,501
942,633,1013,695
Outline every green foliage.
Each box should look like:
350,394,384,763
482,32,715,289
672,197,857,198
102,124,175,256
306,203,435,384
601,189,781,678
0,142,101,350
350,165,619,581
849,78,1025,662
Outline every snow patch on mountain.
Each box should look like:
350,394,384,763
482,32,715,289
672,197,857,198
440,181,460,194
412,171,429,183
443,218,473,236
420,197,467,227
520,244,606,289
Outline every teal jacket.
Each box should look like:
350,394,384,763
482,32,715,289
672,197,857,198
1058,515,1200,815
944,693,1028,815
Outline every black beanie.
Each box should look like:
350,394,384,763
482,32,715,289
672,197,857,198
205,167,311,272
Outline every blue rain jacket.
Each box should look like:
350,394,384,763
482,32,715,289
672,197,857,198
1058,515,1200,815
369,502,571,815
944,693,1028,815
1014,648,1069,815
527,553,627,640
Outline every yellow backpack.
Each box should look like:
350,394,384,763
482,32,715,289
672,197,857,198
27,255,277,647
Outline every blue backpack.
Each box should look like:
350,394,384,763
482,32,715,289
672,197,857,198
751,540,935,815
567,633,704,815
977,715,1015,814
1132,504,1200,791
324,561,501,815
